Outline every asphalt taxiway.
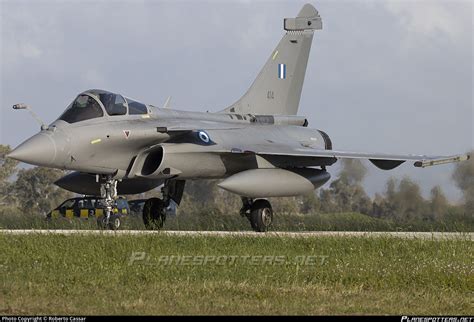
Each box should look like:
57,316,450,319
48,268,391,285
0,230,472,240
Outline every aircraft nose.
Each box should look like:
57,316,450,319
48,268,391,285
8,133,57,166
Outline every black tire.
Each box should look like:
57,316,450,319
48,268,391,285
97,216,107,230
246,213,257,231
143,198,166,230
108,215,121,230
250,199,273,232
96,214,121,230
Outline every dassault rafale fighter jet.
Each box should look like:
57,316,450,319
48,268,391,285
8,4,469,231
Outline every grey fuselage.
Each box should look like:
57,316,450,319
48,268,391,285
25,98,331,182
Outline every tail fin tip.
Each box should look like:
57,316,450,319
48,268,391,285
221,4,322,116
299,4,318,18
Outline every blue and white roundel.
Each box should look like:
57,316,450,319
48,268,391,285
198,130,210,143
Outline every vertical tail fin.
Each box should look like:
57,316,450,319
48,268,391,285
221,3,322,116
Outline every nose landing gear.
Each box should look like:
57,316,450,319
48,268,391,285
97,176,120,230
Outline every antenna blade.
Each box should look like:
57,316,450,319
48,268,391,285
163,96,172,108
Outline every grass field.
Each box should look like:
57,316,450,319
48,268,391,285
0,234,472,315
1,210,473,232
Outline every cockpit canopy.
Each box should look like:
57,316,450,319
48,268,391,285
59,89,149,124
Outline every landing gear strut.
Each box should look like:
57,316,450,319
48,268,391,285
98,176,120,230
142,180,185,230
240,197,273,232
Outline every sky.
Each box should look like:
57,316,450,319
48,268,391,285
1,0,472,202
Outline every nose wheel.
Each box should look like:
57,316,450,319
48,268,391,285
97,214,121,230
241,198,273,232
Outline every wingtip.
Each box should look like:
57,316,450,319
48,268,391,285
459,154,470,162
414,154,470,168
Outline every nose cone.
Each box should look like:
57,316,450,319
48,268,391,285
8,133,57,166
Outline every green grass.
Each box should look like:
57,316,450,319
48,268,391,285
0,210,472,232
0,234,472,315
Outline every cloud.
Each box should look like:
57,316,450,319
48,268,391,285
19,43,42,58
82,69,107,88
384,0,470,45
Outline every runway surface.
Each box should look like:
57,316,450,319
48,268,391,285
0,230,472,240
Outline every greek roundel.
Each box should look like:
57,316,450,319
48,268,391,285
278,63,286,79
190,130,215,145
198,130,210,143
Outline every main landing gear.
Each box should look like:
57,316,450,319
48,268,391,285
240,197,273,232
142,180,185,230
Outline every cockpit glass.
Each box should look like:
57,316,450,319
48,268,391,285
127,97,148,115
59,95,104,123
99,93,127,116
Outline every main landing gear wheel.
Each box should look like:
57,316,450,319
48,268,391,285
250,199,273,232
108,215,121,230
241,198,273,232
142,198,166,230
142,180,186,231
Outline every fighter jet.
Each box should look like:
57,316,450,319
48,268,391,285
8,4,469,231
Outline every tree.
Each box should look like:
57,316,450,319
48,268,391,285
385,177,397,204
396,177,425,220
338,159,368,185
177,179,243,216
452,151,474,213
319,188,337,213
381,177,426,221
429,186,448,220
298,192,321,214
323,159,371,215
0,145,19,206
13,167,72,215
182,179,218,205
373,177,398,218
372,193,388,218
